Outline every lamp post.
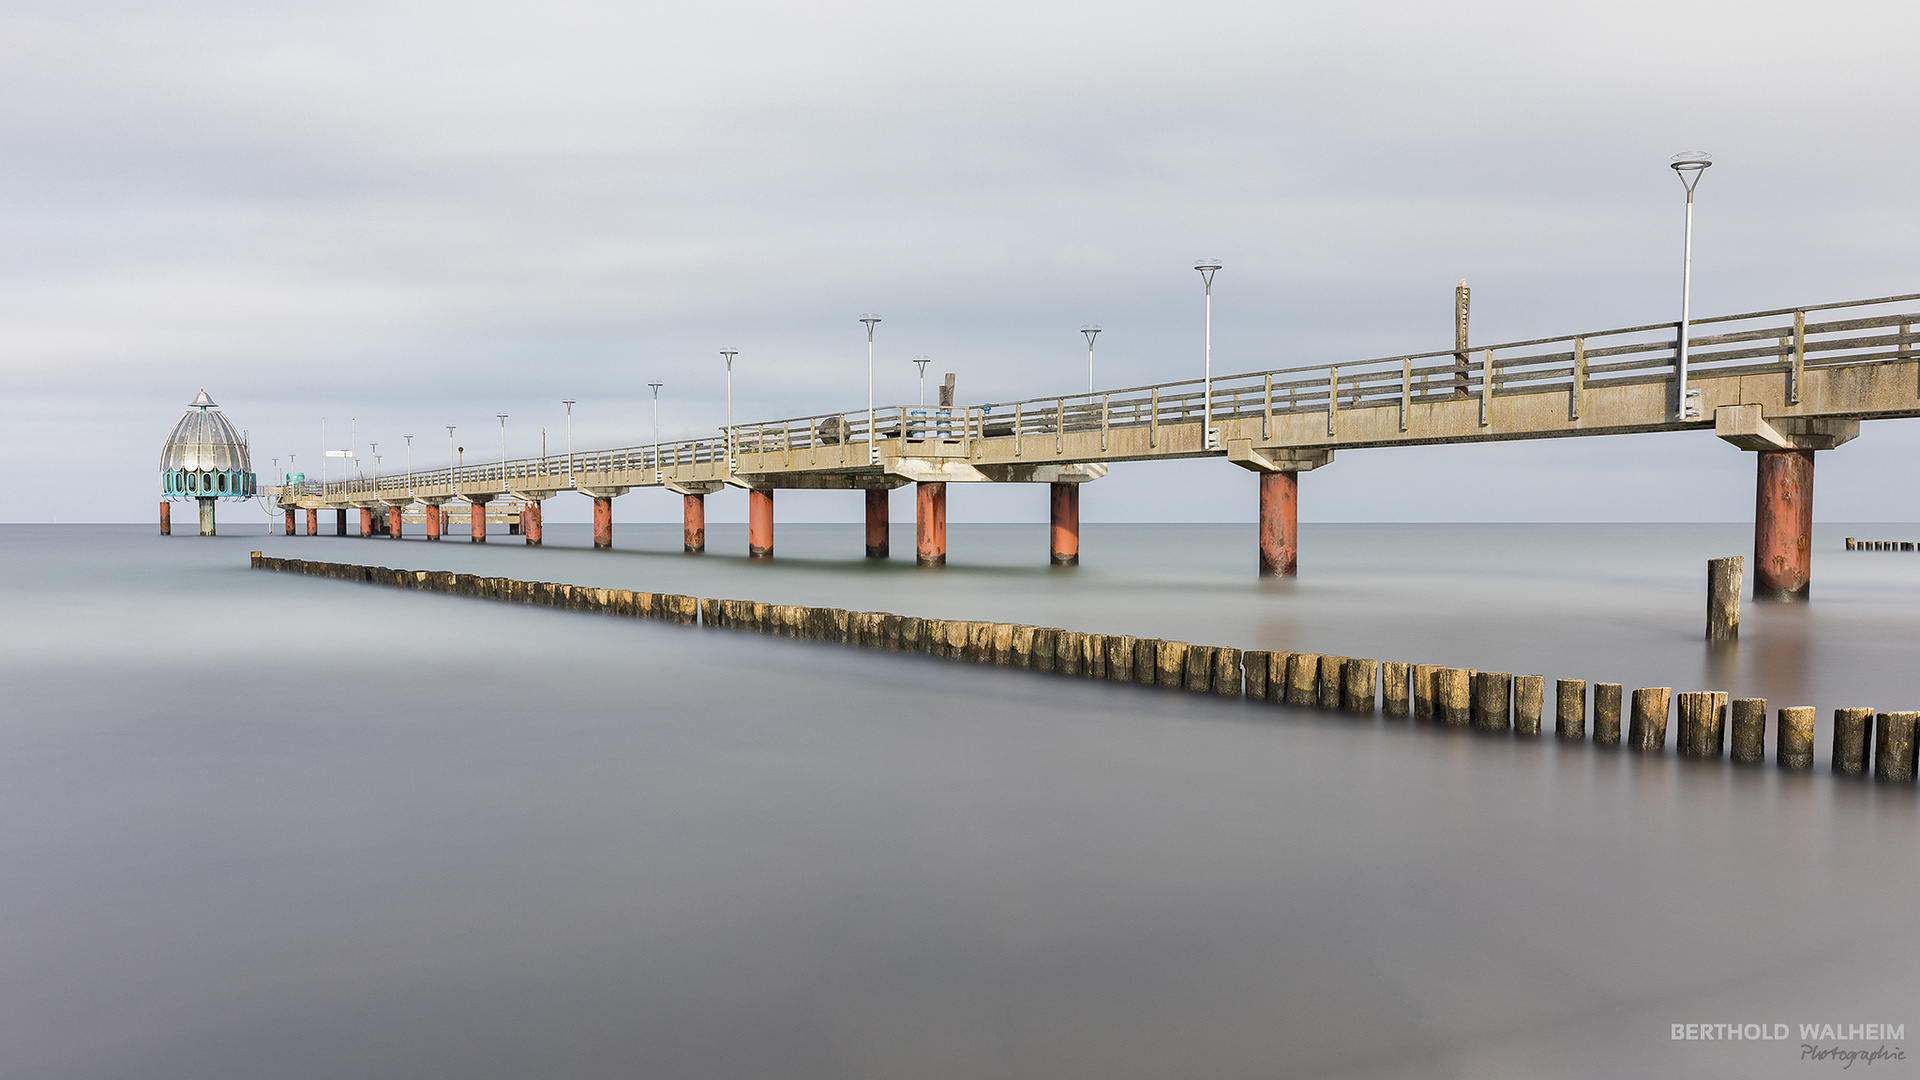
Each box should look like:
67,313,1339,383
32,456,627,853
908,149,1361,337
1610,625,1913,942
1194,260,1221,449
860,315,881,464
403,434,413,490
1081,325,1101,393
648,381,663,481
1671,151,1712,421
912,355,932,405
719,350,736,468
496,413,508,482
561,399,575,483
369,442,378,489
445,425,456,481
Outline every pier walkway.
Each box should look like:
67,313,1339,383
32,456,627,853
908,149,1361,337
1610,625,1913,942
268,292,1919,599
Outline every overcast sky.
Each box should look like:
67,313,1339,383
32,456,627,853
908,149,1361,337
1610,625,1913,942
5,0,1917,523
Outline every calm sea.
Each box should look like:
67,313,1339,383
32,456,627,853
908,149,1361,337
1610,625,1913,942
2,522,1915,1078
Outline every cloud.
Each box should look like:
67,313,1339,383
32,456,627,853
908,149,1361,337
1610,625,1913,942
2,0,1915,521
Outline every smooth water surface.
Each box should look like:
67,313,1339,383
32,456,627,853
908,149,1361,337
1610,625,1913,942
1,523,1915,1079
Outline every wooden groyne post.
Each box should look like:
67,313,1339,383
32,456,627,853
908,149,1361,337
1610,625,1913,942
1707,556,1742,640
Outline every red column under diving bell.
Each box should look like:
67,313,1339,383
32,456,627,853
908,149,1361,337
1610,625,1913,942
593,497,612,549
469,501,487,542
1259,471,1298,577
425,505,441,541
160,502,171,536
1754,448,1814,601
283,508,295,535
522,501,541,546
684,494,706,553
866,488,890,558
1049,482,1079,565
359,508,373,538
388,505,402,539
748,489,774,559
916,482,946,566
306,508,318,536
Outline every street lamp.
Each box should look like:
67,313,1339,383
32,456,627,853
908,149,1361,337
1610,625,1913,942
445,425,456,480
648,381,663,481
1081,325,1101,393
719,350,737,468
561,399,575,482
1194,260,1221,449
403,434,413,489
860,315,881,464
912,355,932,405
496,413,508,481
1671,151,1712,421
369,442,378,488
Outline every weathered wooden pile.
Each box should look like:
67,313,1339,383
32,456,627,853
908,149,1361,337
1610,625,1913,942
1847,538,1915,551
250,554,1920,783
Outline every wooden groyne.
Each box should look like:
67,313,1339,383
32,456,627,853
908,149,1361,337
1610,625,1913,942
251,554,1920,784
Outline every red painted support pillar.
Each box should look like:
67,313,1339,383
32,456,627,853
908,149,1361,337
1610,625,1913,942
748,489,774,559
335,509,347,536
523,501,542,546
916,481,946,566
1259,471,1298,577
1754,449,1814,601
865,488,890,558
359,508,373,537
388,505,403,539
684,494,706,553
306,508,318,536
1049,482,1079,565
469,501,487,542
425,505,441,541
593,497,613,549
283,508,295,535
159,502,171,536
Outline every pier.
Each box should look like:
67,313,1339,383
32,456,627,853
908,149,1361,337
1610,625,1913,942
265,291,1919,599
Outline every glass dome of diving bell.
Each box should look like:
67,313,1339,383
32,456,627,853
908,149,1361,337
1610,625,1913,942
160,388,256,499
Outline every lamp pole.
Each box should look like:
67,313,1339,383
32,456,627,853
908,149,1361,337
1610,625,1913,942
719,350,736,469
403,434,413,490
860,315,881,464
369,442,378,489
496,414,508,482
1671,152,1712,421
1081,325,1101,393
912,355,932,405
648,381,663,481
1194,260,1221,449
445,425,456,481
561,399,575,483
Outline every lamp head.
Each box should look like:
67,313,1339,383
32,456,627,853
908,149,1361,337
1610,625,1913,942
1081,323,1102,345
1193,259,1221,286
719,349,737,367
859,313,881,335
1671,151,1712,194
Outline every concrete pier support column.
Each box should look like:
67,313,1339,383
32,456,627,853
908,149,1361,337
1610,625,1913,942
593,497,613,549
160,502,171,535
198,497,216,536
387,505,403,539
916,482,946,566
748,489,774,559
1754,449,1814,601
1258,471,1298,576
469,500,487,542
684,494,706,553
358,508,373,538
522,501,542,546
283,508,295,535
335,509,347,536
424,505,441,541
865,488,890,559
306,508,318,536
1050,482,1079,566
